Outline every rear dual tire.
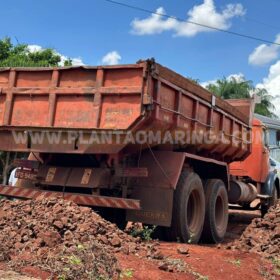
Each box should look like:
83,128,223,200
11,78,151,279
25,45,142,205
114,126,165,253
165,172,228,244
165,170,205,243
201,179,228,243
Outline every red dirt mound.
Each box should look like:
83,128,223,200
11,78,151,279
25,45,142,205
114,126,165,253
0,197,160,279
232,201,280,259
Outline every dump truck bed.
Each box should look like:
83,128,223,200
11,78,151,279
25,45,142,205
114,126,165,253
0,60,252,162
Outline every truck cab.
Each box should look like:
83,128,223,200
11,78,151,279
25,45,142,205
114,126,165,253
229,118,280,215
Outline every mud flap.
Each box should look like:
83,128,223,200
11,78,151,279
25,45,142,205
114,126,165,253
126,187,173,227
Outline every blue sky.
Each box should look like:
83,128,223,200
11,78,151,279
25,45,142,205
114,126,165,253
1,0,280,114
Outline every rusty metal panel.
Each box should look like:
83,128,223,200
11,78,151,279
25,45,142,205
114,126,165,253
14,159,40,169
99,95,141,129
0,60,253,162
54,95,96,129
134,151,186,189
156,63,250,124
36,166,112,188
0,185,140,210
37,166,70,186
11,95,50,127
58,68,97,87
126,187,173,227
0,95,5,125
115,167,148,177
0,65,145,130
66,168,111,188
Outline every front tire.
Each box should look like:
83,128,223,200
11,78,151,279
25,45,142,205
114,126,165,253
201,179,228,243
261,184,279,217
165,170,205,243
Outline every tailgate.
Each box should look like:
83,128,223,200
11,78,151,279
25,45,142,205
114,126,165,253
0,64,146,130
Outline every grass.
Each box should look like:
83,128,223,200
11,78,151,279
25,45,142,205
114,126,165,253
120,268,134,279
272,258,280,276
129,225,156,241
228,259,241,268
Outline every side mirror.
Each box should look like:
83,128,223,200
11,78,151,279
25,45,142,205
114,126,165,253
270,158,277,167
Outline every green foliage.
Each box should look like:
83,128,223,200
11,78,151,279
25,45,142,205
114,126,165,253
64,58,72,66
206,77,276,118
188,77,200,84
129,224,156,241
120,268,134,279
0,37,72,67
206,77,251,99
228,259,241,268
68,255,82,266
272,258,280,275
254,88,276,118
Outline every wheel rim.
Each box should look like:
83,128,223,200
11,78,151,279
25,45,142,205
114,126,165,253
186,189,202,234
215,195,225,232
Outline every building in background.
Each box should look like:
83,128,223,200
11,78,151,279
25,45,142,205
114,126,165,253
255,113,280,161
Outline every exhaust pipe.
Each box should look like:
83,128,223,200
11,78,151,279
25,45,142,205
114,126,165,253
228,180,258,204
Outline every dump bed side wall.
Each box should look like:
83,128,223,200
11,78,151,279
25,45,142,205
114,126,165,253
0,65,145,130
145,64,251,161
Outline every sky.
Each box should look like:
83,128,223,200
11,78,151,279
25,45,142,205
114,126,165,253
1,0,280,115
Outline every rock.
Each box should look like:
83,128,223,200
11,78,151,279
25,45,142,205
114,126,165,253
53,220,64,230
38,231,61,247
158,262,170,271
14,242,24,250
110,235,121,247
177,246,189,255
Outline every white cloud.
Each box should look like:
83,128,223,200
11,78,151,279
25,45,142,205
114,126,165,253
131,0,245,37
70,57,84,66
59,55,84,66
175,0,245,37
201,72,245,88
248,34,280,66
27,44,85,66
226,73,245,82
27,45,43,52
200,79,217,88
101,51,121,65
131,7,177,35
256,60,280,117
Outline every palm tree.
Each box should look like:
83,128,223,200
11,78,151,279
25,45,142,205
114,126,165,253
206,77,276,118
206,77,251,99
254,88,276,118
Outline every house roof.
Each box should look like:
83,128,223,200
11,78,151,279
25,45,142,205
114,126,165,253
255,113,280,130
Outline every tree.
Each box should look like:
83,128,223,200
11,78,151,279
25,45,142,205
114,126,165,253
0,37,73,184
254,88,276,118
206,77,276,118
0,37,72,67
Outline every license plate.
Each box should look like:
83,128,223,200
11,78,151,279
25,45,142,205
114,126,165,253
15,169,37,181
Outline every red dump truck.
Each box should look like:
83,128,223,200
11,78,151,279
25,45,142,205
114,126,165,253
0,59,279,243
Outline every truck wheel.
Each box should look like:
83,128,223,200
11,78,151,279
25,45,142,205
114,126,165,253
261,184,278,217
165,170,205,243
201,179,228,243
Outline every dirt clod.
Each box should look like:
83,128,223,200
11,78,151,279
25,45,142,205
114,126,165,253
177,246,189,255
